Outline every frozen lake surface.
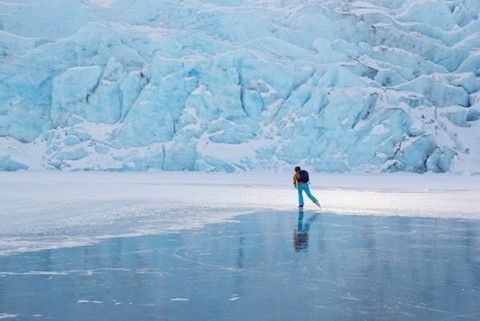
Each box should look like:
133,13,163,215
1,172,479,256
0,172,479,320
1,212,480,321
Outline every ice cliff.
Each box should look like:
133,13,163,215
1,0,479,173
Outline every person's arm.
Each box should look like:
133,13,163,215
293,173,298,188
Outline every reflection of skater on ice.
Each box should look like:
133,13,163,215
293,211,318,252
292,166,321,211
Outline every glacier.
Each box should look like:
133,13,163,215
0,0,480,173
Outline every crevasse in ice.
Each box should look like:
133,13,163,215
0,0,479,173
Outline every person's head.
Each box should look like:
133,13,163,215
294,166,301,173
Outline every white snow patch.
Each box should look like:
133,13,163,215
0,137,46,170
199,139,272,163
228,294,241,301
370,123,388,135
88,0,115,8
77,300,103,304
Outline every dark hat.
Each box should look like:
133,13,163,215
294,166,301,172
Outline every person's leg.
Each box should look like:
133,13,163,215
297,184,304,207
304,184,320,206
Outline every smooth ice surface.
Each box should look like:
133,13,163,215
1,0,480,173
0,172,479,256
0,212,479,321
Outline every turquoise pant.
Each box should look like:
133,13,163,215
297,183,318,206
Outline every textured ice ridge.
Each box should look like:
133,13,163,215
0,0,479,173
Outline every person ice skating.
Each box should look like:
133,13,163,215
293,166,321,210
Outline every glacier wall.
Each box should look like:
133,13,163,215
1,0,480,173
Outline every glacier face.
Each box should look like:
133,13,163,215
0,0,480,173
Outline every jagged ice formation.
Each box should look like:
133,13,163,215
1,0,480,173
